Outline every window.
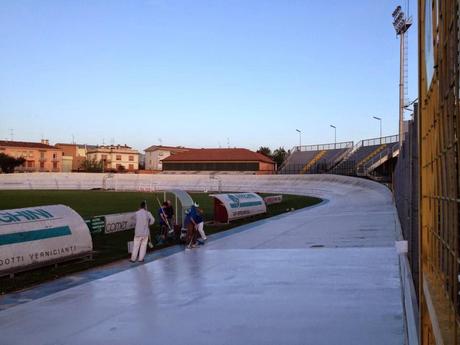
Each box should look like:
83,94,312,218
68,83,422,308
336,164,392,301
27,161,34,168
102,154,108,160
116,164,122,169
116,155,122,160
129,164,134,170
40,162,45,169
40,151,45,159
53,153,57,159
53,162,58,169
129,155,134,161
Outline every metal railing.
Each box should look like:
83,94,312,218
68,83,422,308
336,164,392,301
293,141,353,152
355,134,400,149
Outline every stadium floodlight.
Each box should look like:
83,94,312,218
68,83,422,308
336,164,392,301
295,129,302,150
392,5,412,147
372,116,383,143
392,5,411,35
330,125,337,148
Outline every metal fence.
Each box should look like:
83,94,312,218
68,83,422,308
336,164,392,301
393,111,419,296
419,0,460,343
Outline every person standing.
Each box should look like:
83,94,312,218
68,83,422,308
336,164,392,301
157,202,169,244
130,201,155,263
185,203,198,249
165,200,175,232
195,208,207,244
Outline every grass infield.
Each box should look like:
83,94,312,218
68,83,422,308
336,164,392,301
0,190,321,294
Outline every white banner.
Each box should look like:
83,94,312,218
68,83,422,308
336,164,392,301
104,212,136,234
263,195,283,205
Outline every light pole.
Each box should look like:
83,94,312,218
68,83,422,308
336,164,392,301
295,129,302,150
373,116,382,143
330,125,336,148
392,5,412,146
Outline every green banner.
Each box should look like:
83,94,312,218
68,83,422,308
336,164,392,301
85,216,105,234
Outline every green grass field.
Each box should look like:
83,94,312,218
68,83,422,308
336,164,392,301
0,190,322,293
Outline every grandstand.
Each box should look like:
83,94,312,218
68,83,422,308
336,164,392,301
279,142,353,174
329,135,399,177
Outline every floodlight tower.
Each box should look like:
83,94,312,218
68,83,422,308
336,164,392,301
392,5,412,146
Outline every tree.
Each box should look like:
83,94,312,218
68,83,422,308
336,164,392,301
272,147,287,168
257,146,272,157
82,157,103,172
0,153,26,173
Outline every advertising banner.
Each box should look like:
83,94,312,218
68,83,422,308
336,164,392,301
85,216,105,234
263,195,283,205
104,212,136,234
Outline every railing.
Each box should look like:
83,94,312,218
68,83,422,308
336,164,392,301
356,134,399,148
293,141,353,152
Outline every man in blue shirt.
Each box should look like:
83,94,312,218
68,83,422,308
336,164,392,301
194,208,206,245
185,203,199,249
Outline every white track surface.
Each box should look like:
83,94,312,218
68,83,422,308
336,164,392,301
0,174,404,344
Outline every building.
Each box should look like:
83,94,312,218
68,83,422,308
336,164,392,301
0,140,62,172
55,143,97,172
144,145,190,171
161,148,276,174
86,145,140,172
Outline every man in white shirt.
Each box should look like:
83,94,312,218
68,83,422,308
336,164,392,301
130,201,155,262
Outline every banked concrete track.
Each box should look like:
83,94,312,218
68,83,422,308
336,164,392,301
0,174,405,345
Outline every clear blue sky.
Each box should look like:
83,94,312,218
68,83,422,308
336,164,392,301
0,0,417,152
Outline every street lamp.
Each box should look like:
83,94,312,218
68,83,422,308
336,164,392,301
330,125,336,148
295,129,302,150
372,116,382,143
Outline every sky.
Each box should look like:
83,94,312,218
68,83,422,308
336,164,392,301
0,0,418,152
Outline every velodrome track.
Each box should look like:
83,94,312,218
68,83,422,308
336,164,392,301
0,174,405,344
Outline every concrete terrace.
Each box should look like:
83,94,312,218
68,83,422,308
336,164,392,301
0,174,405,345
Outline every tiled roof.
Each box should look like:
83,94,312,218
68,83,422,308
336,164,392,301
144,145,191,152
162,148,275,164
0,140,57,149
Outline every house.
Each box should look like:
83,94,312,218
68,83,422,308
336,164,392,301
86,145,140,172
161,148,276,174
0,140,62,172
144,145,190,171
55,143,97,172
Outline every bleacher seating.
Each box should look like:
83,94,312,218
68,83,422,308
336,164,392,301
331,141,400,176
280,150,318,174
305,148,349,174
